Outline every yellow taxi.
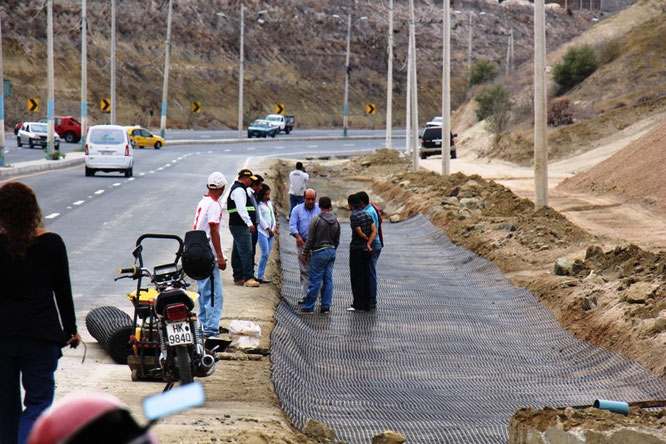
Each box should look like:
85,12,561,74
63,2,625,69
126,126,165,149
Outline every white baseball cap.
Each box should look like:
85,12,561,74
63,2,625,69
207,171,227,189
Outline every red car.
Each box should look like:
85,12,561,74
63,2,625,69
14,116,81,143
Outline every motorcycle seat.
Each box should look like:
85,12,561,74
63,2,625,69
154,288,195,316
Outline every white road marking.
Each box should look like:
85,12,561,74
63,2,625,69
66,206,72,210
224,149,231,152
73,200,85,206
172,159,178,162
45,213,59,219
207,151,213,154
88,196,93,198
150,170,156,174
308,145,318,148
247,147,256,151
112,183,121,187
157,167,163,171
127,177,135,182
201,135,211,138
95,189,105,195
344,143,355,147
139,172,146,176
165,163,171,167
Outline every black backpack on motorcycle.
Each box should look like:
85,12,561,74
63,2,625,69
182,230,215,281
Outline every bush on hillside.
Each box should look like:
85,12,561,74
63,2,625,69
553,45,598,95
548,97,575,126
597,38,622,65
469,59,499,86
476,84,513,141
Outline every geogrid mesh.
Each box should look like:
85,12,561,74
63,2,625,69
271,215,666,443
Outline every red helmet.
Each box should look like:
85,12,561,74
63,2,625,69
28,393,158,444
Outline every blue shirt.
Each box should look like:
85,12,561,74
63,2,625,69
289,203,321,241
364,204,382,249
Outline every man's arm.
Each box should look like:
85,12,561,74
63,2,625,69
333,220,341,249
367,223,377,250
302,216,318,256
209,223,226,270
231,187,253,228
289,207,305,247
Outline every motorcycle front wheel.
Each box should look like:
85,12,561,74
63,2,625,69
175,346,194,385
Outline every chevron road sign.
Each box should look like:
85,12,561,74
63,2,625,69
28,98,39,112
191,101,201,114
366,103,376,115
274,103,285,114
100,98,111,113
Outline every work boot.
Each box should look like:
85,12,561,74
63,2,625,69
244,278,260,287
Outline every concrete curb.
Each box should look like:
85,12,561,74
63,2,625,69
0,153,85,178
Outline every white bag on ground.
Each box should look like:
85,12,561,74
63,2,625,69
228,320,262,349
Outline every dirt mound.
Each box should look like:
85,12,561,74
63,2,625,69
557,121,666,211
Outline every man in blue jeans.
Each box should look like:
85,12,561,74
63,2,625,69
298,197,340,314
227,169,260,288
357,191,382,309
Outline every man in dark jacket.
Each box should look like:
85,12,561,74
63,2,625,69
298,197,340,314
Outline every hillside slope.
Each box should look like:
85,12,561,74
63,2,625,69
2,0,595,130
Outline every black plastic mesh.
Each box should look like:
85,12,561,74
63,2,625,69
271,215,666,443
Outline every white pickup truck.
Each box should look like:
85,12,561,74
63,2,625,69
265,114,294,134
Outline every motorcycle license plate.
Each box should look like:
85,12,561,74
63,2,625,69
166,322,193,346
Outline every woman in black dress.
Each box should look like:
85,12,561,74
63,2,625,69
0,182,80,444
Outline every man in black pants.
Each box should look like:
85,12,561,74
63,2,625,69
346,193,377,312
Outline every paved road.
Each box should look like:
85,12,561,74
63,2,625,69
7,138,384,317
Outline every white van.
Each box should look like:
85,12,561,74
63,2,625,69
84,124,134,177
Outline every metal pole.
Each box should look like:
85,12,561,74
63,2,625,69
343,14,351,137
81,0,87,151
534,0,548,209
409,0,419,171
46,0,54,158
510,28,514,73
385,0,393,149
442,0,451,176
0,12,5,167
238,3,244,139
405,33,411,155
467,14,473,74
110,0,116,124
160,0,173,139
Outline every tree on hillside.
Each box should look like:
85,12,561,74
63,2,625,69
553,45,598,95
476,84,513,144
469,59,499,87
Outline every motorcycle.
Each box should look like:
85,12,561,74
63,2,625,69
116,234,217,390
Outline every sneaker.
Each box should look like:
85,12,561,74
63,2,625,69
368,304,377,310
244,278,260,287
297,309,314,315
346,306,356,312
321,308,331,314
234,279,245,286
298,299,305,305
258,278,272,284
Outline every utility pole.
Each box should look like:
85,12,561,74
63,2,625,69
385,0,393,149
46,0,55,158
343,14,352,137
409,0,419,171
0,11,5,167
442,0,451,176
467,14,473,74
505,28,514,76
110,0,116,124
160,0,173,139
534,0,548,209
81,0,87,150
405,29,412,155
238,3,244,139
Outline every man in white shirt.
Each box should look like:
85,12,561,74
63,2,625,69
288,161,309,214
192,172,228,338
226,169,260,288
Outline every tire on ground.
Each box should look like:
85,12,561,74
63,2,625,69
85,306,134,364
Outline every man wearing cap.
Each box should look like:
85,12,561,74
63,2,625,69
227,169,260,288
289,188,321,303
192,172,228,338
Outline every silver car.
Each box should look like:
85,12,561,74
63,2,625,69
17,122,61,149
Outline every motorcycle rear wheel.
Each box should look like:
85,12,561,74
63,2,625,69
175,346,194,385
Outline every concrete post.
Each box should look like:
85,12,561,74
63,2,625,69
442,0,451,176
81,0,87,150
110,0,116,124
46,0,55,157
385,0,393,149
534,0,548,209
160,0,173,139
238,3,244,139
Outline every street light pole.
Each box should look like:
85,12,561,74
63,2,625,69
110,0,116,124
0,11,5,167
238,3,244,140
343,14,351,137
442,0,451,176
160,0,173,139
46,0,55,158
409,0,419,171
385,0,393,149
81,0,87,150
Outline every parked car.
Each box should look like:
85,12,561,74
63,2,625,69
17,122,61,150
420,126,457,159
426,116,443,127
15,116,81,143
126,125,164,149
248,119,278,138
265,114,294,134
84,124,134,177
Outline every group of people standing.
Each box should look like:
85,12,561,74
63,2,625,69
193,168,276,339
288,162,384,314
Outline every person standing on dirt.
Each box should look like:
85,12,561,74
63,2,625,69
289,188,321,303
248,175,265,261
192,172,228,338
298,196,340,314
357,191,383,310
256,184,276,284
227,169,260,288
347,193,377,312
0,182,81,444
288,162,309,214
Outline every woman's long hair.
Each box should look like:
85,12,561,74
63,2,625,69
0,182,44,258
256,183,271,203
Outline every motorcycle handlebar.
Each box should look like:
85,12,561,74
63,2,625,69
118,266,138,275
